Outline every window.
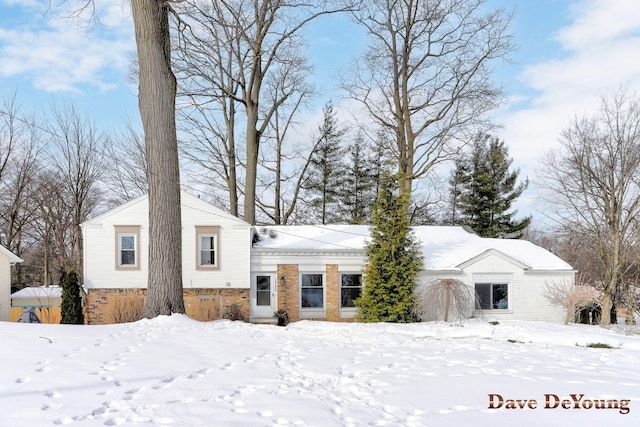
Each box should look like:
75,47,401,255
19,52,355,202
301,273,324,308
115,226,140,270
475,283,508,310
340,274,362,308
195,226,220,270
256,275,271,306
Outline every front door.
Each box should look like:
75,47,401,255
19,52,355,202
251,273,276,319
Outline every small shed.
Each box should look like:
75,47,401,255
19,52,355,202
10,286,62,324
0,245,22,322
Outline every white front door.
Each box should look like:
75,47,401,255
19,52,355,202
251,273,276,319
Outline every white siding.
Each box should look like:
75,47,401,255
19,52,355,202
0,252,10,321
420,252,573,323
82,193,251,290
250,250,365,273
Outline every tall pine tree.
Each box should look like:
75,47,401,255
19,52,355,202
451,134,530,238
341,132,377,224
356,172,423,322
303,101,347,224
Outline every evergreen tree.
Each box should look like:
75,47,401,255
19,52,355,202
452,134,531,238
303,101,347,224
356,172,423,322
60,269,84,324
341,132,377,224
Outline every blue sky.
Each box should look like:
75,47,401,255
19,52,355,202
2,0,640,220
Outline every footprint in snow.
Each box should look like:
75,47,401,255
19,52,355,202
231,404,248,413
15,376,31,384
43,390,63,398
42,402,63,411
153,376,176,389
188,368,212,379
36,360,51,373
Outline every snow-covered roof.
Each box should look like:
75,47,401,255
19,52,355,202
82,191,250,227
11,286,62,299
253,225,574,271
0,244,22,264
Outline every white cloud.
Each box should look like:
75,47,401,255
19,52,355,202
496,0,640,186
489,0,640,221
0,1,134,94
558,0,640,50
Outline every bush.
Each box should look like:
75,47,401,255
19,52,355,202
188,297,221,322
111,294,144,323
224,303,246,322
60,270,84,324
584,342,616,349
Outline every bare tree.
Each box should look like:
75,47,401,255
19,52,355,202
0,103,41,287
30,0,187,318
256,88,315,224
413,278,477,323
47,104,105,277
543,280,600,325
31,171,77,287
0,93,21,180
173,1,244,216
345,0,513,199
176,0,354,224
540,89,640,325
131,0,185,317
104,122,148,206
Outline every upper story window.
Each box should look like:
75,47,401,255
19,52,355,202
196,226,220,270
115,225,140,270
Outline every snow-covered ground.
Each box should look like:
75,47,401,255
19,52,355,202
1,317,639,426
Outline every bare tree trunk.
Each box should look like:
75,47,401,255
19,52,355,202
132,0,185,317
244,106,260,224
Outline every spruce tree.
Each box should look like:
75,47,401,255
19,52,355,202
342,132,377,224
60,270,84,324
303,101,347,224
356,172,423,322
453,134,531,238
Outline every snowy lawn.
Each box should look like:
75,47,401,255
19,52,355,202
1,316,639,426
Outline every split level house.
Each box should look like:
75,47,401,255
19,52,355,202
80,192,576,325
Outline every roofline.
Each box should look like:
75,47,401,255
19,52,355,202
82,191,251,228
1,245,23,263
251,248,365,257
82,193,148,227
456,248,531,270
524,269,578,274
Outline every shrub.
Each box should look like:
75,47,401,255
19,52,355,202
584,342,616,349
188,297,220,322
111,294,144,323
60,270,84,325
224,303,246,322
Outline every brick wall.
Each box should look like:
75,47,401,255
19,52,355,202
85,288,249,325
326,264,340,321
277,264,299,320
275,263,357,323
